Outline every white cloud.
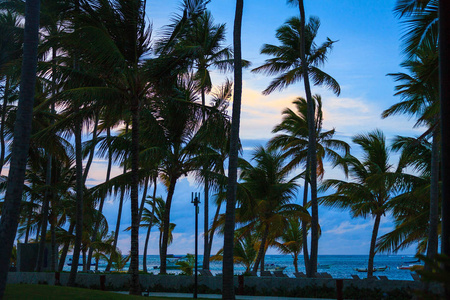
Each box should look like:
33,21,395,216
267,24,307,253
324,221,371,235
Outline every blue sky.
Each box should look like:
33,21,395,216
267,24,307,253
97,0,423,256
89,0,424,256
3,1,424,256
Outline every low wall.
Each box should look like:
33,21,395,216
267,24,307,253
6,272,437,295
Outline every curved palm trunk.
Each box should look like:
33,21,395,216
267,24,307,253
129,104,141,295
293,253,299,273
367,214,381,278
252,224,270,274
87,128,113,270
223,1,243,298
58,221,75,272
138,176,150,222
160,179,177,274
0,77,9,175
206,200,221,269
0,0,40,296
425,129,440,270
68,114,84,286
82,114,99,183
297,0,319,277
143,177,157,273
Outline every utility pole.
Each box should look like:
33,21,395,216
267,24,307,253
192,192,200,299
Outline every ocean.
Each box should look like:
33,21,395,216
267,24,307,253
63,254,420,281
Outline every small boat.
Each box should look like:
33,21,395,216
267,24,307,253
264,264,286,272
355,266,388,272
404,259,420,264
67,258,95,266
397,264,423,270
153,254,202,270
318,264,331,269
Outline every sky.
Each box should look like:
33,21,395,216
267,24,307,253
97,0,422,256
4,0,426,257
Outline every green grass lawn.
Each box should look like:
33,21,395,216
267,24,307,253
4,284,208,300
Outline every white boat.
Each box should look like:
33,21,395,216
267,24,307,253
264,264,286,272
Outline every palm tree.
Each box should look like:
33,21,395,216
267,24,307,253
376,136,433,255
180,11,233,270
382,42,439,269
252,12,340,276
273,218,304,273
236,146,308,274
211,231,258,274
319,130,401,278
268,95,349,274
0,10,23,175
57,0,151,292
0,0,40,296
222,0,243,297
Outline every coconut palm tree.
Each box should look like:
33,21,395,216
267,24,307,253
376,137,432,254
273,217,304,273
0,0,40,296
319,130,401,278
268,95,348,274
211,231,258,274
222,0,243,298
252,11,340,276
236,146,309,274
383,41,439,269
179,11,234,270
0,10,23,175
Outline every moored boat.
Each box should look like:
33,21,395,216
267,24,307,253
397,264,423,270
264,264,286,272
355,266,388,272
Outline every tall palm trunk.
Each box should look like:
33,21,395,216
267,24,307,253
203,179,210,269
223,0,243,298
106,124,128,272
201,87,211,270
302,165,310,274
439,3,450,299
425,128,440,270
160,178,177,274
0,77,9,175
252,224,270,274
36,156,52,272
87,128,113,269
68,0,83,285
68,112,84,286
24,197,34,244
367,213,381,278
58,221,75,272
0,0,40,296
297,0,319,277
50,212,57,271
129,102,140,295
143,177,157,273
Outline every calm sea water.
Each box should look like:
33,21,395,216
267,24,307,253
63,254,420,281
